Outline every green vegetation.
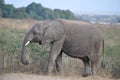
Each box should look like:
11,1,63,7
0,22,120,78
0,0,76,20
0,27,50,74
101,26,120,78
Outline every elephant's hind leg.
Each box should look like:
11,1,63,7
90,42,101,75
82,56,92,77
90,54,99,75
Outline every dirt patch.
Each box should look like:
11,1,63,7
0,73,118,80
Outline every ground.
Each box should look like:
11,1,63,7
0,73,118,80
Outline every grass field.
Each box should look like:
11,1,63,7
0,18,120,79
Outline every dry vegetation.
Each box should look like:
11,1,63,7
0,73,118,80
0,18,120,80
0,18,42,29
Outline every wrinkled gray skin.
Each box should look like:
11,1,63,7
21,19,104,77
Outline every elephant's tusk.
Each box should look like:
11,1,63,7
25,41,30,46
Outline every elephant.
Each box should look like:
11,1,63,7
21,19,104,77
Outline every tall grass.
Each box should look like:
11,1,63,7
0,24,120,78
0,27,50,74
99,25,120,78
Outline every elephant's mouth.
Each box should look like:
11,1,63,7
25,40,41,46
39,41,42,45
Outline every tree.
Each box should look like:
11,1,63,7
54,9,62,18
13,7,29,19
54,9,67,19
42,8,54,19
2,4,15,18
0,1,76,20
63,9,76,19
0,0,5,8
26,2,43,17
0,0,5,17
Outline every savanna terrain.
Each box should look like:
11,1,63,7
0,18,120,80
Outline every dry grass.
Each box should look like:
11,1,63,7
0,18,42,29
0,73,117,80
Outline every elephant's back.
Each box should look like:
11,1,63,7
59,19,102,39
56,19,93,34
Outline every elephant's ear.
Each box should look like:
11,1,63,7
41,20,65,44
33,24,44,34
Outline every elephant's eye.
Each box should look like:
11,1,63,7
33,31,37,34
33,29,39,34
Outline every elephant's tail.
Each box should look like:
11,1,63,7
101,39,106,69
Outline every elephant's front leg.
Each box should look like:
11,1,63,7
45,38,64,76
55,51,63,75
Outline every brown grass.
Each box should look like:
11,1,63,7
0,73,117,80
0,18,42,29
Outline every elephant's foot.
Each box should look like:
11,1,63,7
82,67,92,77
44,72,52,76
57,70,63,76
92,69,97,75
82,72,92,77
44,72,48,76
44,70,52,76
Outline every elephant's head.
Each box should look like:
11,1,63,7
21,20,65,65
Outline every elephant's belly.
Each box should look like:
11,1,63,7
62,49,89,58
62,44,90,58
62,36,92,58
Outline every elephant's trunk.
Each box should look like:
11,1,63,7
21,32,32,65
21,40,30,65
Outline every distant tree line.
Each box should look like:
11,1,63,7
0,0,76,20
